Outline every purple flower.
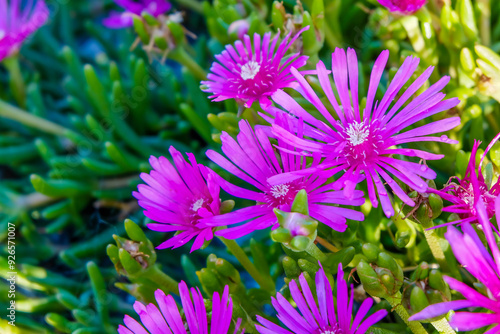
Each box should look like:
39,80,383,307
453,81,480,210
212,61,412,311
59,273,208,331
377,0,426,14
118,281,244,334
201,115,365,240
133,146,221,252
268,48,460,217
201,27,310,109
103,0,171,29
430,133,500,228
409,175,500,331
0,0,49,62
256,263,387,333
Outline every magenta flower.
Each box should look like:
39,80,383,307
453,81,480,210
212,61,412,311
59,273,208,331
409,182,500,331
200,116,365,240
133,146,221,252
201,27,309,109
0,0,49,62
268,48,460,217
103,0,171,29
256,263,387,333
377,0,426,14
118,281,244,334
430,133,500,228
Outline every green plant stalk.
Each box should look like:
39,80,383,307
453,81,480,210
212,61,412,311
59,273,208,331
477,0,491,46
305,242,327,262
170,47,207,81
386,292,428,334
87,262,111,329
147,266,179,295
0,99,75,137
3,55,26,108
430,317,457,334
420,219,460,278
173,0,203,14
218,237,275,293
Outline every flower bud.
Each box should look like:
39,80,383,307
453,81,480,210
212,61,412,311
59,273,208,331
282,256,301,279
271,190,319,252
357,252,404,300
108,220,156,277
323,246,355,274
362,243,380,263
228,20,250,39
271,1,286,31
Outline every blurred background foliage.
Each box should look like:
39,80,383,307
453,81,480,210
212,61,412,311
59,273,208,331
1,0,500,333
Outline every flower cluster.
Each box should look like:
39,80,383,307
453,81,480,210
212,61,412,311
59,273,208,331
0,0,49,62
377,0,427,14
118,281,243,333
256,263,388,333
429,133,500,229
103,0,171,29
267,48,460,217
122,22,498,334
409,153,500,332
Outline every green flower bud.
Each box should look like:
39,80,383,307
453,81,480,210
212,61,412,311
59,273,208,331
490,142,500,168
298,259,320,278
282,256,301,279
271,1,286,31
119,248,142,276
197,268,222,296
377,252,404,285
323,246,355,274
215,258,241,284
410,286,430,314
458,0,478,41
460,47,475,73
133,16,150,44
428,193,443,219
271,227,292,243
362,243,380,263
357,259,386,298
272,191,319,252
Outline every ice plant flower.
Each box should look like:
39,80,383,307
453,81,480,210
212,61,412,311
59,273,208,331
103,0,171,29
118,281,244,333
377,0,426,14
0,0,49,62
201,27,310,109
201,116,365,240
256,263,388,333
268,48,460,217
429,133,500,228
133,146,221,252
409,182,500,331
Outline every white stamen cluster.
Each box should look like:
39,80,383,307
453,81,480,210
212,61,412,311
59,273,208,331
270,184,290,198
191,198,205,212
240,61,261,80
346,121,370,146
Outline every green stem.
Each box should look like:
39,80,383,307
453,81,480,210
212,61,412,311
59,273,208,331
3,55,26,108
0,99,74,137
430,317,457,334
219,237,275,293
420,219,460,278
170,47,207,81
477,0,491,46
173,0,203,14
386,292,428,334
148,266,179,295
305,242,327,262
